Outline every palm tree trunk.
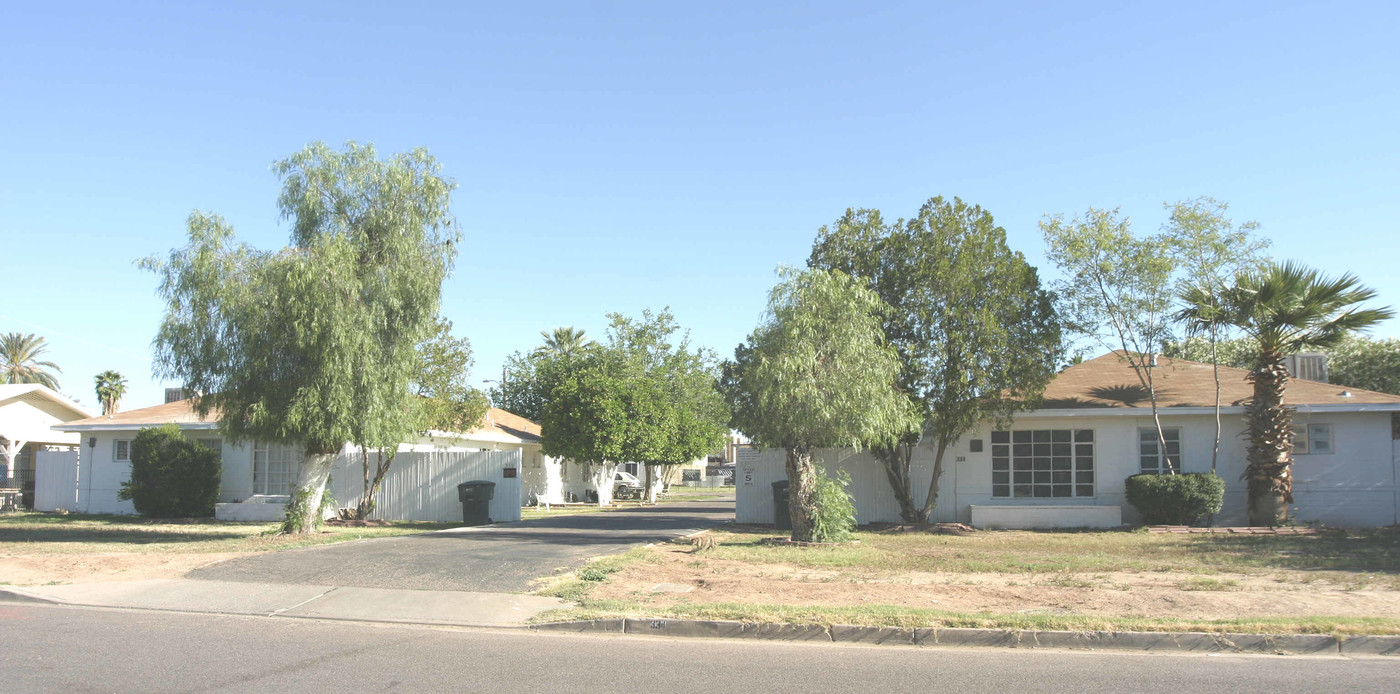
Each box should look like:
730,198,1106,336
1245,350,1293,526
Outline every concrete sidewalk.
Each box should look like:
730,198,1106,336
0,579,567,627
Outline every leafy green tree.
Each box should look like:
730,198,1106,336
1043,207,1178,470
118,424,222,518
1222,261,1392,525
94,370,128,416
605,309,728,503
1161,336,1257,370
722,268,917,541
353,316,488,519
540,349,630,505
1166,196,1270,473
0,332,61,389
412,317,490,433
143,142,459,533
810,198,1061,523
1328,335,1400,395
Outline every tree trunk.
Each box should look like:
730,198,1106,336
590,461,620,507
645,464,670,504
1209,323,1222,474
918,437,950,521
284,448,338,534
785,445,818,542
355,447,395,520
1145,360,1174,474
873,441,925,524
1245,351,1293,526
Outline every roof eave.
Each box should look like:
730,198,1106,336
53,422,221,433
1016,402,1400,418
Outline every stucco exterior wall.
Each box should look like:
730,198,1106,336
736,410,1400,528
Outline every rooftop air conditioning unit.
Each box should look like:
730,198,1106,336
1283,353,1328,383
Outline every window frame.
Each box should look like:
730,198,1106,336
990,428,1096,499
114,439,132,462
1292,423,1334,456
252,442,301,496
1138,427,1183,474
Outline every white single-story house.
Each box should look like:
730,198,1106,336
1,384,93,506
49,394,543,521
736,352,1400,529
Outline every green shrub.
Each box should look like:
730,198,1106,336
1124,472,1225,526
811,469,857,543
118,424,222,518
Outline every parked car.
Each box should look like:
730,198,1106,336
613,470,645,500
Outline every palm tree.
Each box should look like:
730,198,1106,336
0,332,62,390
536,326,590,357
94,370,128,415
1223,261,1393,525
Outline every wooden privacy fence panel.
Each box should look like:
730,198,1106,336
34,449,79,512
330,449,523,523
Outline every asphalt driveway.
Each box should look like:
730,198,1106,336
188,499,733,593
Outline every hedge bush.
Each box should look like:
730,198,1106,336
811,469,858,542
118,424,222,518
1124,472,1225,526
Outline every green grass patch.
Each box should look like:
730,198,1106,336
702,525,1400,576
534,600,1400,636
533,547,658,602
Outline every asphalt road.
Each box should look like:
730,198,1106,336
189,498,733,592
5,604,1398,694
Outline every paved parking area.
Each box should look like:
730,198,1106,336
189,499,733,592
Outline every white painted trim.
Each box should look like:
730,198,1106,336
1018,403,1400,419
52,422,220,432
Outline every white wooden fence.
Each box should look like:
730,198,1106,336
329,448,522,523
34,449,79,512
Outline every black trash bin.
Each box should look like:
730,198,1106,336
771,480,791,531
457,481,496,525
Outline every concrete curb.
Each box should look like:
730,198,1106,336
527,618,1400,656
0,587,66,605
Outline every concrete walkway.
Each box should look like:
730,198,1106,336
3,579,565,627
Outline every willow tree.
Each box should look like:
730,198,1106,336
722,268,917,542
144,142,459,533
354,316,488,520
810,198,1061,523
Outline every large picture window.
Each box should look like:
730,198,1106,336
252,443,300,496
1138,427,1182,474
991,429,1095,498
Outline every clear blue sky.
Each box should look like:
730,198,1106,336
2,1,1397,413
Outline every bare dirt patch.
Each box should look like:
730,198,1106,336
1,552,248,586
590,541,1400,621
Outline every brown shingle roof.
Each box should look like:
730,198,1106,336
1041,352,1400,410
56,398,215,429
468,408,542,442
58,400,544,442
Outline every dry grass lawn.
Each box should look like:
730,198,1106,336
535,524,1400,635
0,511,458,585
